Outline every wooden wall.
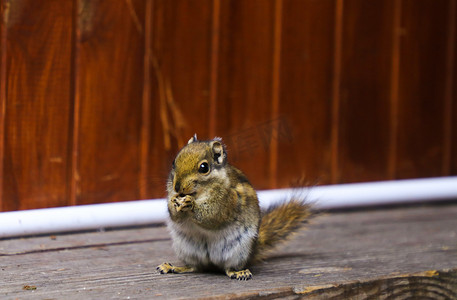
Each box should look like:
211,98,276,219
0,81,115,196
0,0,456,211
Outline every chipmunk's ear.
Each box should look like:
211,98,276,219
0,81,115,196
188,134,198,144
211,140,226,165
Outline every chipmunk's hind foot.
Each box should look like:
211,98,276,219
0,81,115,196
226,269,252,280
157,262,195,274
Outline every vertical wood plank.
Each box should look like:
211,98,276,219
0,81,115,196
147,0,168,199
450,0,457,175
331,0,344,184
0,1,6,209
388,0,402,179
268,0,282,189
76,0,145,204
140,0,152,200
209,0,221,139
2,0,74,210
445,0,456,176
276,0,335,187
338,0,395,183
70,0,80,206
216,0,275,190
396,0,451,179
442,0,455,176
147,0,214,198
152,0,213,144
453,71,457,175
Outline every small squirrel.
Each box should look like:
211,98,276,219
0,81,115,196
157,135,311,280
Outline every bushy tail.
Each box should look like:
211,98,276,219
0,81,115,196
252,199,313,263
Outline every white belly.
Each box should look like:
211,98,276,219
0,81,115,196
168,220,258,271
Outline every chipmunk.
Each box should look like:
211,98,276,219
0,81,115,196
157,135,311,280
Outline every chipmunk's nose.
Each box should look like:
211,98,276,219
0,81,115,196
174,181,181,193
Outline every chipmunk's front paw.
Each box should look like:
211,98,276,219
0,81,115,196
172,195,195,212
226,269,253,280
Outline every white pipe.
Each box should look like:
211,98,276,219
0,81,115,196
0,177,456,238
258,176,457,209
0,200,168,239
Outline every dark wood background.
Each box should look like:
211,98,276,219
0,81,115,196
0,0,456,211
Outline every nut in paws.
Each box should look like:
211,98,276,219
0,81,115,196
173,195,194,212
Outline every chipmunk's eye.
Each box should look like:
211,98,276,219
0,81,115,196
198,161,210,174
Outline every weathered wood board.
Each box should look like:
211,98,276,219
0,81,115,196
0,204,456,299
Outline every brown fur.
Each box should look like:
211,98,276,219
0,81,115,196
159,135,314,280
252,199,312,263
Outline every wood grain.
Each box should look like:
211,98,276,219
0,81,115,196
216,0,276,190
147,0,214,198
443,0,456,177
451,0,457,175
298,269,457,299
331,0,344,185
76,0,145,204
388,0,402,180
338,0,395,183
153,0,213,143
0,1,456,210
0,2,6,210
396,0,451,179
276,0,335,187
2,0,74,210
0,204,456,298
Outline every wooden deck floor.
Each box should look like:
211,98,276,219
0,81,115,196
1,204,456,299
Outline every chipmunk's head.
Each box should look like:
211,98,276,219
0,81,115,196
167,134,228,197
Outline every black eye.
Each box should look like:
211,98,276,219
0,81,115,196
198,162,210,174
